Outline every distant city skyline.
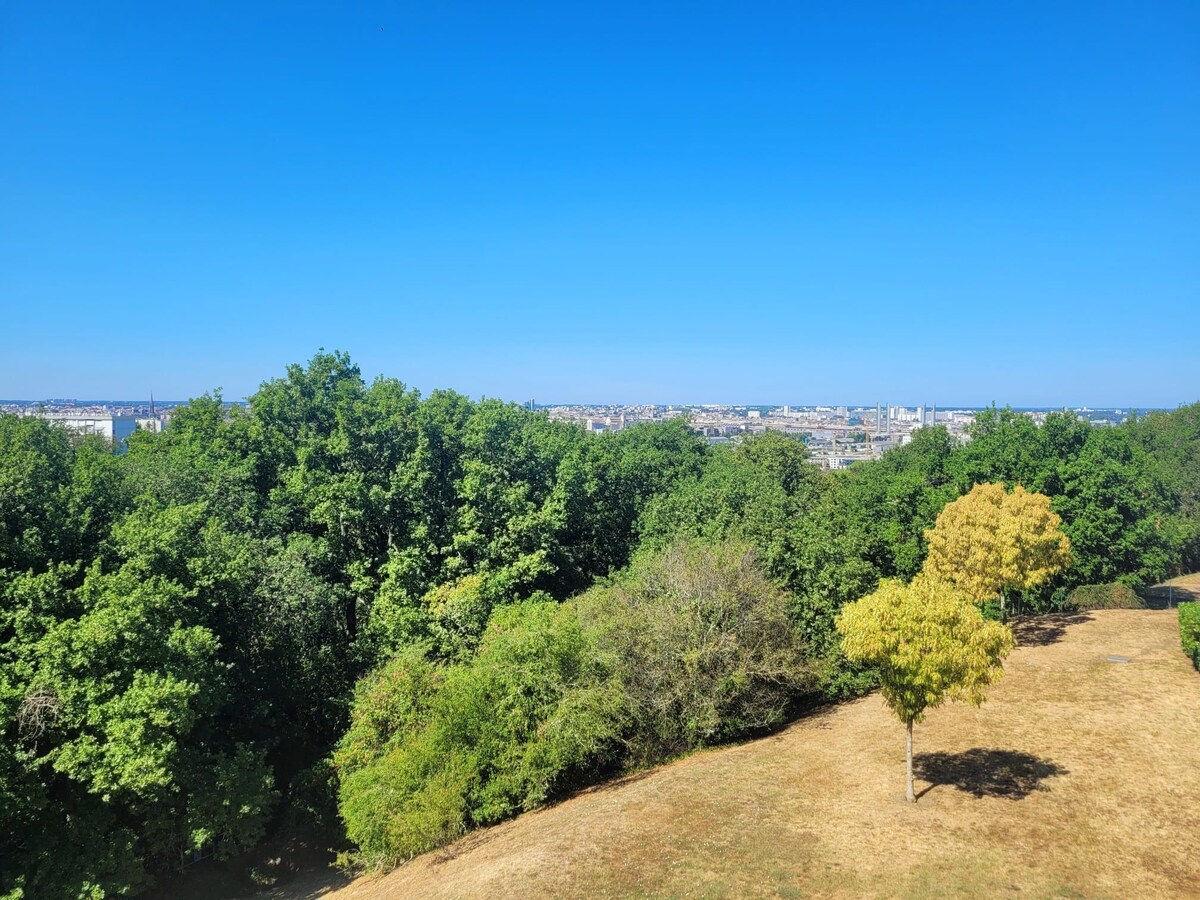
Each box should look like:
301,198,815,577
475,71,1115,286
3,3,1197,407
0,395,1179,413
8,396,1145,469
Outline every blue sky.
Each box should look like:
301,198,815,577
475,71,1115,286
2,1,1197,406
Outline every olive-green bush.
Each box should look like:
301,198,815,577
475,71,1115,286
1065,582,1145,610
578,540,816,764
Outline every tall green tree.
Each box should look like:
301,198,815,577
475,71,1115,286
639,432,877,663
839,425,959,580
1,507,279,897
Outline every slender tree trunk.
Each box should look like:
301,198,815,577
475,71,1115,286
905,720,916,803
999,588,1007,622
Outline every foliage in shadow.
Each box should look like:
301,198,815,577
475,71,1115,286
914,748,1067,800
1010,613,1092,647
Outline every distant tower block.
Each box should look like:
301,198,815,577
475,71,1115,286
931,403,936,425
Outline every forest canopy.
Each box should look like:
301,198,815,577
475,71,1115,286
2,352,1197,896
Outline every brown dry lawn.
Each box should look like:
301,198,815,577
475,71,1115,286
294,610,1200,899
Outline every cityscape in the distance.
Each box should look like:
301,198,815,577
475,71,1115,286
1,397,1148,471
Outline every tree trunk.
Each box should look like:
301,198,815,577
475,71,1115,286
999,588,1007,622
905,720,916,803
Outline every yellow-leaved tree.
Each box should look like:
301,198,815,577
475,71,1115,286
837,576,1015,802
923,483,1071,619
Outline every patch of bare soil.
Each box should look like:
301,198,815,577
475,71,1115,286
294,610,1200,899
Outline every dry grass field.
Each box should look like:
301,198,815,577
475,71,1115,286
283,609,1200,900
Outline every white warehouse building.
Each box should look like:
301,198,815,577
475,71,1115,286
33,413,138,446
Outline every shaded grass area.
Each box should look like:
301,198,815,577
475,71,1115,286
1010,611,1093,647
300,610,1200,899
1152,572,1200,604
912,748,1067,800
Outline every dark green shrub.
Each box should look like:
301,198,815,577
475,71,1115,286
1065,582,1145,610
1180,603,1200,661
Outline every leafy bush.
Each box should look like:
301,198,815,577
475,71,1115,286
334,538,816,867
334,601,624,868
1065,582,1145,610
578,540,816,764
1180,603,1200,662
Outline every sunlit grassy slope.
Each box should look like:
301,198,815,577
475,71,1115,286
295,610,1200,899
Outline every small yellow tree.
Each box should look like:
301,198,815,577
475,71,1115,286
837,576,1015,802
923,483,1071,619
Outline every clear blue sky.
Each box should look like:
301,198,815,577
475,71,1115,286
2,2,1197,407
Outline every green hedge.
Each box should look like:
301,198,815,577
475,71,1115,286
1066,582,1145,611
1180,603,1200,663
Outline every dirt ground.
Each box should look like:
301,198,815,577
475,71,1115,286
279,610,1200,899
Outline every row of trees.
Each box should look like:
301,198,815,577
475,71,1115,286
1,352,1196,895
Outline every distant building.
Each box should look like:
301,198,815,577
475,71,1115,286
819,454,865,470
34,412,138,447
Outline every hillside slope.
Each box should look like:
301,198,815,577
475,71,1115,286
301,610,1200,899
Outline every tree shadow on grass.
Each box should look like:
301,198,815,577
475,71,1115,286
1010,612,1092,647
914,749,1068,800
